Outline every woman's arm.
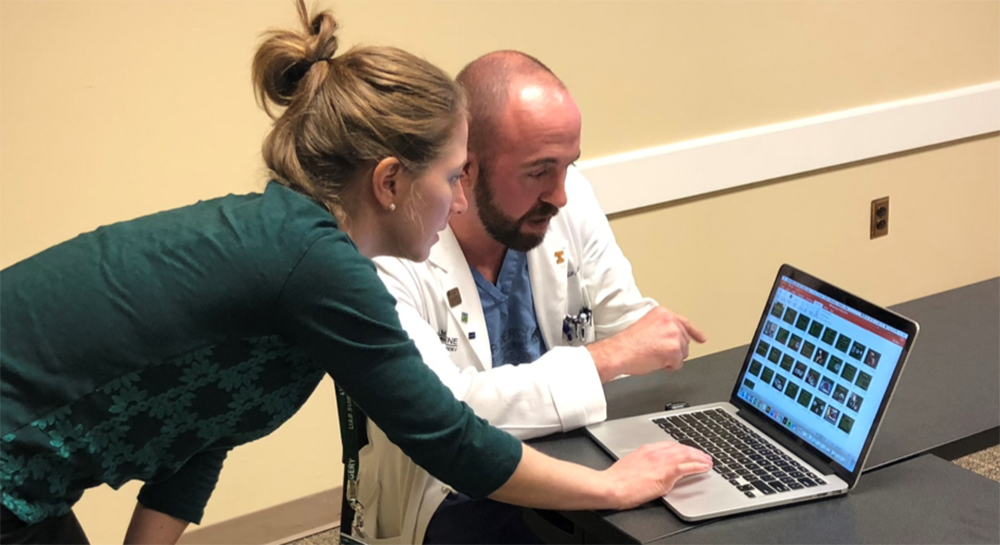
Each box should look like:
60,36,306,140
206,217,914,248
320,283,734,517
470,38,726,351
123,502,189,545
281,238,710,507
490,441,712,510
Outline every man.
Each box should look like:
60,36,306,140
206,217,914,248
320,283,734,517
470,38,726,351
357,51,707,544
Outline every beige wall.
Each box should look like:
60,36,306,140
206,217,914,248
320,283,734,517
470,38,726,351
1,1,997,542
612,135,1000,359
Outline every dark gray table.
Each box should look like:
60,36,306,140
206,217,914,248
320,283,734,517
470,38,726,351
524,454,1000,545
651,454,999,544
525,277,1000,544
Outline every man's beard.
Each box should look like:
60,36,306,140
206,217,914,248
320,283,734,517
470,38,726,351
475,167,559,252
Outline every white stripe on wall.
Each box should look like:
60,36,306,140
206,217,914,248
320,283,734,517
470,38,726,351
578,81,1000,215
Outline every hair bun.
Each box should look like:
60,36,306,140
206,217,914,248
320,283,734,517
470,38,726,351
306,7,339,61
252,0,340,118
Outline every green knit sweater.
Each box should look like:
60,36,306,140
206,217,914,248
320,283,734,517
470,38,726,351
0,182,521,525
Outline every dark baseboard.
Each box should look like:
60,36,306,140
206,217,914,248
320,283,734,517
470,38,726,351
178,487,341,545
931,426,1000,461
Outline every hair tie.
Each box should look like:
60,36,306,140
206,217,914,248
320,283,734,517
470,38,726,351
311,57,333,67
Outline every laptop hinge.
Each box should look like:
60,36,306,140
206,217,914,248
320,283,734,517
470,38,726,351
736,408,837,476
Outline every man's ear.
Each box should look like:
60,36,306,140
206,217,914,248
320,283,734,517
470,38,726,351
372,157,404,211
461,153,480,188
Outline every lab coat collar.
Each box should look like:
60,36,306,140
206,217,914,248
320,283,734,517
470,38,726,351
427,225,570,370
427,227,492,371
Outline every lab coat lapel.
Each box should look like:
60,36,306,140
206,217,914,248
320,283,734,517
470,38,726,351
528,230,569,351
427,227,492,371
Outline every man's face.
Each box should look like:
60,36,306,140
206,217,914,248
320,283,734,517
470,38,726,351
472,83,582,252
473,163,560,252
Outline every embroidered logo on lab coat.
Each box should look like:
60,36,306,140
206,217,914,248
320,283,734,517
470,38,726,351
437,329,458,352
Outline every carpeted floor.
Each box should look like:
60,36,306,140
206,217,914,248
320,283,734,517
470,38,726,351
287,528,338,545
289,445,1000,545
953,443,1000,482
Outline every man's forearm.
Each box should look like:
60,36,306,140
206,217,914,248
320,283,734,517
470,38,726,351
587,336,624,383
586,307,708,383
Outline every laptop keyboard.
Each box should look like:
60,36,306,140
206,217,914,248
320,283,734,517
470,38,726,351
653,408,826,498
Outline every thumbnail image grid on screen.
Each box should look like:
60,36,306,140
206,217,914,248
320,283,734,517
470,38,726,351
737,277,906,472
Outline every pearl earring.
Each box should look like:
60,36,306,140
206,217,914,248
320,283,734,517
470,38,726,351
389,203,396,212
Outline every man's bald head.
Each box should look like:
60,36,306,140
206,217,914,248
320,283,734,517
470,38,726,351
456,51,567,162
450,51,580,252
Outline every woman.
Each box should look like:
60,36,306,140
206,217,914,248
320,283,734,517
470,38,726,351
0,3,711,543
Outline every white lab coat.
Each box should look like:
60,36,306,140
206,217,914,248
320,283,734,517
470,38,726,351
357,168,656,543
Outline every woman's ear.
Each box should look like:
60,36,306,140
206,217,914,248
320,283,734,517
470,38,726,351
371,157,404,212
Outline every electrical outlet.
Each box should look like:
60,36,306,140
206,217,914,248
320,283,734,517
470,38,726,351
870,197,889,239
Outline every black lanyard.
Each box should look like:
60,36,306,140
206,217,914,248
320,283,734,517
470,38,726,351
336,383,369,543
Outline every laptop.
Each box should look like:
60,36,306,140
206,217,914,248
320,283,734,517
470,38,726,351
586,264,919,521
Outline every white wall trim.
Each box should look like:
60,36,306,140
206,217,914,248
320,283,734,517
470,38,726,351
578,81,1000,215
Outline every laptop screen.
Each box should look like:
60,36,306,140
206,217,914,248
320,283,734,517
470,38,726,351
734,275,910,473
